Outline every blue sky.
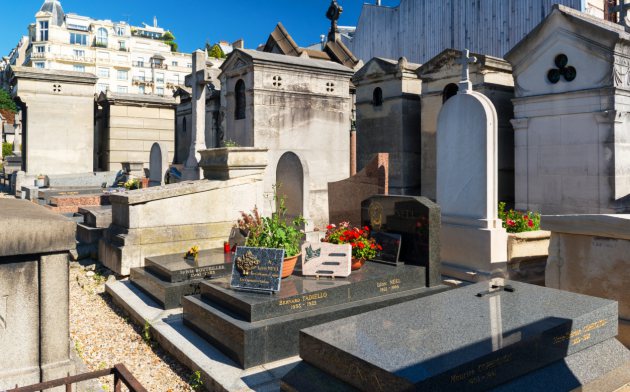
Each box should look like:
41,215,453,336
0,0,400,55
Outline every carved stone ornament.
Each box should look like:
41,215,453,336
236,250,260,276
547,54,576,84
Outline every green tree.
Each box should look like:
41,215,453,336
207,43,226,59
161,31,177,52
0,88,17,113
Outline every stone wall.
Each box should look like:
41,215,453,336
543,214,630,348
0,199,76,389
9,66,97,175
96,92,176,172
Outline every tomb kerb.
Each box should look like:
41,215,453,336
436,49,508,281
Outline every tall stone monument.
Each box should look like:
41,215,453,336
182,50,210,180
436,49,508,281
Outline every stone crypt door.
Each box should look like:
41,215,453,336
275,152,304,222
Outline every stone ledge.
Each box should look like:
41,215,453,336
0,199,76,257
109,177,261,205
541,214,630,240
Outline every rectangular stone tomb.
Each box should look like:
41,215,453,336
129,248,233,309
362,195,441,287
230,246,285,293
301,242,351,278
182,262,448,368
282,280,621,392
371,231,402,265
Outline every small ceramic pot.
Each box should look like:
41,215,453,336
282,253,301,278
351,257,366,271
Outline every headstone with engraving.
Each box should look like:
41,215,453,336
183,261,448,368
361,195,441,286
282,280,630,392
129,228,247,309
230,247,285,293
301,242,351,278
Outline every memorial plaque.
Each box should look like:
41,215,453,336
230,247,284,293
370,232,402,265
362,195,441,286
301,242,351,278
144,249,233,283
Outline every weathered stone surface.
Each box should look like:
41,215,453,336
79,205,112,228
199,147,268,180
544,214,630,347
0,199,76,257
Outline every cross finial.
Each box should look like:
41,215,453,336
326,0,343,41
610,0,630,27
457,49,478,92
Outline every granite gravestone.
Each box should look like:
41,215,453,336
129,229,248,309
301,242,352,278
282,280,628,392
149,142,168,187
361,195,441,286
230,247,285,293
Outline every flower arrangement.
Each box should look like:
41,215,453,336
236,193,305,258
323,222,382,261
498,202,541,233
185,245,200,260
124,178,141,190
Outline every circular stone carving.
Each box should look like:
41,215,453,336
547,69,561,84
555,54,568,69
563,66,577,82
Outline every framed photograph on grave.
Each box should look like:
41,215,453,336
301,242,352,278
230,246,284,293
370,232,402,266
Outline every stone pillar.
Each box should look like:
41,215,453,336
350,128,357,176
183,50,209,180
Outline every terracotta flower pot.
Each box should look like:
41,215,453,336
282,253,301,278
351,257,366,271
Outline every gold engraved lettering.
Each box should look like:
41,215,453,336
553,319,607,346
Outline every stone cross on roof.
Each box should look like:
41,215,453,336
610,0,630,28
457,49,477,92
326,0,343,41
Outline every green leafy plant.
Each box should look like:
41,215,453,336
498,202,541,233
207,43,226,59
142,320,154,347
221,139,239,147
237,189,305,257
188,370,204,391
0,88,17,113
2,142,13,157
162,31,178,52
323,222,382,260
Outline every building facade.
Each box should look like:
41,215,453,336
12,0,192,96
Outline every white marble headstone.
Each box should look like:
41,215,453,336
301,242,351,278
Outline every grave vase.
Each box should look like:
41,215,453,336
282,253,301,278
351,257,366,271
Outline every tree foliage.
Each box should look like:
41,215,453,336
162,31,177,52
0,88,17,113
207,43,226,59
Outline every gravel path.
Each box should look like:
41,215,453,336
70,261,202,392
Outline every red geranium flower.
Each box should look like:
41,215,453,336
527,219,534,228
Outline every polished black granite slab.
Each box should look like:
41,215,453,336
145,248,233,283
182,283,450,369
280,338,630,392
201,262,426,322
296,280,618,392
130,267,204,309
361,195,441,287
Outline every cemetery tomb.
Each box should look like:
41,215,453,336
182,195,447,369
281,280,630,391
129,228,246,309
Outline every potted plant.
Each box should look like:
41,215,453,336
322,222,382,270
185,245,200,262
124,178,141,190
35,174,46,188
237,195,305,278
498,202,550,282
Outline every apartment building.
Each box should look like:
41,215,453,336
15,0,192,96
